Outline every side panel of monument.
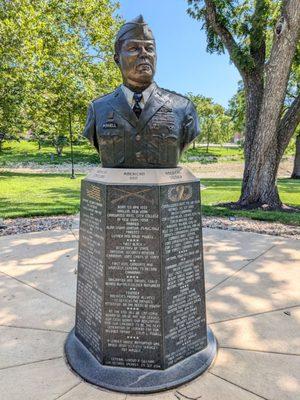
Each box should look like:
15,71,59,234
160,182,207,368
102,185,163,369
75,181,106,363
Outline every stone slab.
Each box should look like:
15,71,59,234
0,326,66,369
0,230,78,306
211,306,300,354
0,273,74,331
166,371,263,400
0,226,299,399
58,382,126,400
126,391,175,400
211,348,300,400
207,241,300,323
86,166,198,185
0,358,80,400
202,228,282,292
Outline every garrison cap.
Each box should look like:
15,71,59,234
115,15,155,48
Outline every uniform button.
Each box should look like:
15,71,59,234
136,134,141,142
136,152,142,159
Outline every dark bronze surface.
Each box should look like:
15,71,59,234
83,15,200,168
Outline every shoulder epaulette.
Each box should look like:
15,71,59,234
92,91,113,103
160,87,190,101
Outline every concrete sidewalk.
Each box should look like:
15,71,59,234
0,226,299,400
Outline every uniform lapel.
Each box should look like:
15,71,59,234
108,84,167,131
108,86,138,128
137,84,167,132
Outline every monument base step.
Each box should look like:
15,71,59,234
65,327,217,394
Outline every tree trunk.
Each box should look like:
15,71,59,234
239,144,282,209
291,135,300,179
241,71,264,201
243,73,264,162
238,1,300,209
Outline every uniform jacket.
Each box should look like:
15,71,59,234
83,83,200,168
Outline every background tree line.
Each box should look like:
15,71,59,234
188,94,236,149
0,0,122,154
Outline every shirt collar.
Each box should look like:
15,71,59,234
121,83,156,107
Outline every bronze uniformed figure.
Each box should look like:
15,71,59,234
83,15,200,168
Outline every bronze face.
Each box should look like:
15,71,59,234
115,39,157,91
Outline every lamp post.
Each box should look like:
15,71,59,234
0,132,5,154
69,111,76,179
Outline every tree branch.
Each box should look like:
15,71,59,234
249,0,267,71
277,91,300,157
204,0,249,79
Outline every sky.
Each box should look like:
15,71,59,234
117,0,241,108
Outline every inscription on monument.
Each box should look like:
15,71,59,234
75,181,105,363
103,186,162,368
161,183,207,367
73,171,208,371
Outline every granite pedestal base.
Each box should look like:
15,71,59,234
65,167,217,393
65,326,217,393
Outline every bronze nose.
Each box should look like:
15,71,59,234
136,134,141,142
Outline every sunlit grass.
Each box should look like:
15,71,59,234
0,140,99,165
0,172,84,218
1,172,299,225
201,178,300,225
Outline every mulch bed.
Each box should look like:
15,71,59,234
0,215,74,236
0,215,299,240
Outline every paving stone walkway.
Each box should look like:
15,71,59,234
0,227,299,400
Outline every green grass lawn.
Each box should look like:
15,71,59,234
0,139,295,166
201,178,300,225
0,140,245,166
0,172,84,218
1,172,299,225
0,140,99,166
181,145,245,163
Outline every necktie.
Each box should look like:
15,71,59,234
133,93,143,118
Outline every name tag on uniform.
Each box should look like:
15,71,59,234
102,122,118,129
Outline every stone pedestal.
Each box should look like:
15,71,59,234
65,167,217,393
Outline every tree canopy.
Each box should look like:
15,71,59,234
0,0,122,150
187,0,300,209
188,94,234,148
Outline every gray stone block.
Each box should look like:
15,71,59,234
65,167,216,392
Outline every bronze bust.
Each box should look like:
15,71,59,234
83,15,200,168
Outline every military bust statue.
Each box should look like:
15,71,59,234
83,15,200,168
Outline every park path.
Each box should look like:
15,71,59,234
0,157,294,178
186,157,293,179
0,226,299,399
